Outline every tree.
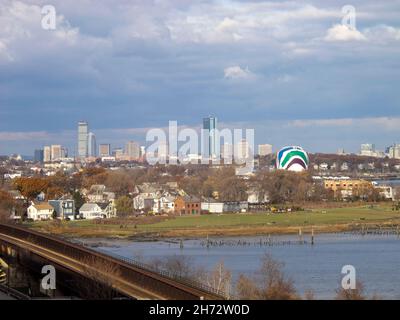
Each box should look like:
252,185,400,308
202,261,232,298
0,190,16,221
12,177,49,200
72,191,85,212
115,196,133,216
236,253,298,300
335,280,366,300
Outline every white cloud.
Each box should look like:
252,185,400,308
224,65,254,80
364,25,400,42
324,24,367,42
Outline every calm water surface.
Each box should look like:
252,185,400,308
80,233,400,299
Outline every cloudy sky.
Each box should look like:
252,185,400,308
0,0,399,155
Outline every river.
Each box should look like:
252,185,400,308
78,232,400,300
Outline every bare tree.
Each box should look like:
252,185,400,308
236,253,298,300
202,261,232,298
335,280,366,300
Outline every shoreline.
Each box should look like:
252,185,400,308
29,220,400,241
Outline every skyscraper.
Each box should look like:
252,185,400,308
125,141,140,159
203,116,218,158
88,132,97,157
43,146,51,162
34,149,44,163
51,145,62,161
78,121,88,158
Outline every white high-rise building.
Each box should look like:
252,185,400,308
258,144,272,156
43,146,51,162
88,132,97,157
51,145,62,161
78,121,88,158
125,141,140,159
388,144,400,159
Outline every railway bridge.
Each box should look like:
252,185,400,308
0,223,225,300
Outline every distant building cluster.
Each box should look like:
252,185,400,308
359,143,400,159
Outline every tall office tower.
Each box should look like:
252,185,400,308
50,145,62,161
34,149,44,163
258,144,272,156
99,144,111,157
78,121,88,158
43,146,51,162
203,116,218,158
87,132,97,157
125,141,140,159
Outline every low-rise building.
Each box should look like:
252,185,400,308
174,195,201,215
27,202,54,221
201,198,224,213
49,199,75,220
323,179,373,198
79,201,116,219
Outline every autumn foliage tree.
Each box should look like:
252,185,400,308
0,190,16,220
13,177,50,200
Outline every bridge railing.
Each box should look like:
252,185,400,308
92,247,228,298
0,223,227,299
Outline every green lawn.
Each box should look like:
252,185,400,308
26,205,400,236
136,206,399,231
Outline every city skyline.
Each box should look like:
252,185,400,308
1,1,400,155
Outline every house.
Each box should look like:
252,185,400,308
36,191,46,201
49,199,75,220
133,182,183,213
86,185,115,203
79,201,117,219
174,195,201,215
155,196,176,214
27,202,54,221
201,198,224,213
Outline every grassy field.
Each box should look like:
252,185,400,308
25,204,400,238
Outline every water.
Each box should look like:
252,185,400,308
80,233,400,299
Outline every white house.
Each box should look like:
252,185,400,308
79,202,117,219
79,203,103,219
156,196,176,214
27,202,54,221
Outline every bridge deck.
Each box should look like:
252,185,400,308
0,223,225,300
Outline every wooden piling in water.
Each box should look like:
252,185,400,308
311,228,315,245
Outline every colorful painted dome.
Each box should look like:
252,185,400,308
276,146,309,172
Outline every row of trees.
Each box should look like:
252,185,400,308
134,253,373,300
